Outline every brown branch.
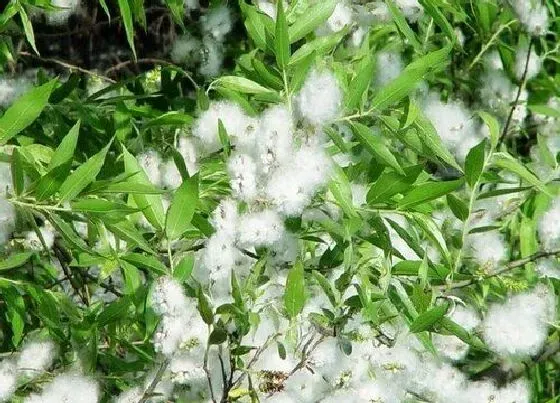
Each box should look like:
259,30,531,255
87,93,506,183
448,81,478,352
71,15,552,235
436,249,560,292
52,241,89,305
18,51,116,83
497,39,533,148
138,359,169,403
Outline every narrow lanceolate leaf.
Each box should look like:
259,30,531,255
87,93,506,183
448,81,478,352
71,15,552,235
370,46,451,112
35,120,81,200
398,178,465,209
284,259,306,318
118,0,136,60
414,112,462,171
386,0,422,52
122,146,166,231
329,165,358,218
0,79,57,145
274,0,290,69
409,302,449,333
446,194,469,221
47,213,89,253
19,7,39,54
166,174,199,240
11,149,25,195
288,0,337,43
477,111,500,149
215,76,274,95
346,56,375,110
71,199,139,214
418,0,456,43
121,253,167,275
58,140,112,202
491,152,549,194
289,30,346,66
106,221,156,254
464,139,486,187
367,165,423,204
351,122,404,174
0,252,33,271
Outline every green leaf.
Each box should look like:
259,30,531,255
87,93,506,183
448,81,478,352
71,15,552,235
491,152,548,194
464,139,486,187
414,112,462,171
198,291,214,325
97,296,131,326
3,286,25,346
0,79,57,145
288,0,337,43
312,271,338,307
446,194,469,221
0,252,33,271
71,199,139,214
346,56,375,110
351,122,404,174
386,0,422,52
398,178,465,209
174,254,194,282
252,59,284,90
239,1,274,51
122,146,166,231
370,46,450,112
35,121,81,200
166,174,199,240
284,259,305,318
48,120,81,170
289,29,346,66
209,328,228,344
418,0,456,43
409,302,448,333
218,120,231,157
477,111,500,149
19,7,38,55
142,112,193,129
367,165,423,204
11,149,24,195
58,140,112,202
121,253,167,275
47,213,89,253
215,76,274,95
93,181,165,195
274,0,290,69
106,221,156,254
329,166,358,218
118,0,136,60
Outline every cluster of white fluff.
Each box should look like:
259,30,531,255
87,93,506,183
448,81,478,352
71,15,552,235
509,0,549,35
191,69,341,304
35,0,81,25
479,51,528,125
376,51,403,87
115,276,215,402
465,230,508,269
25,373,98,403
538,196,560,251
0,159,16,248
316,2,354,36
0,77,32,107
515,44,542,80
251,306,533,402
296,69,343,126
22,222,56,251
137,136,198,191
482,284,556,356
423,92,484,162
170,5,232,77
0,338,57,402
151,276,208,357
433,305,481,361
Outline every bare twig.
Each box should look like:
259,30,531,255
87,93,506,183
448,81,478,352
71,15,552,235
52,241,89,305
18,51,116,83
436,249,560,292
138,359,169,403
232,333,281,387
497,39,533,148
203,327,218,403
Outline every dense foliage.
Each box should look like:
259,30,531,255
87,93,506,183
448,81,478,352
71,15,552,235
1,0,560,402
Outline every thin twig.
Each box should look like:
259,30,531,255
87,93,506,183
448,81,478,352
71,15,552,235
138,359,169,403
436,249,560,292
203,327,218,403
232,333,281,387
52,241,89,305
18,51,116,83
497,39,533,148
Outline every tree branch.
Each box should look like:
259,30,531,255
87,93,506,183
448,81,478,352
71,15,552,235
436,249,560,292
138,359,169,403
